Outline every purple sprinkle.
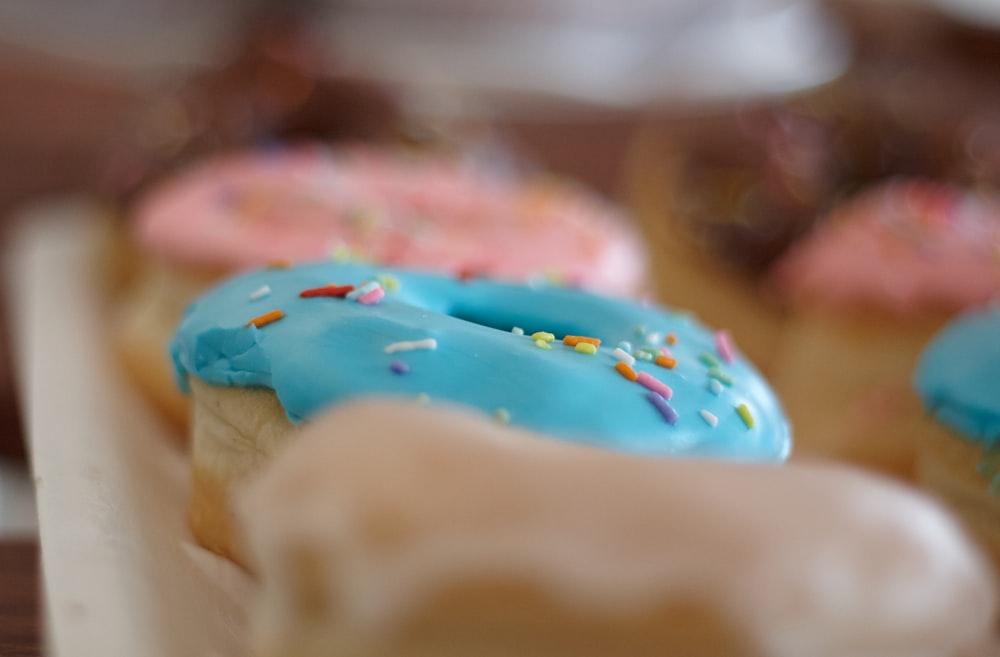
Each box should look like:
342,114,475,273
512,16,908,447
390,361,410,375
646,391,679,425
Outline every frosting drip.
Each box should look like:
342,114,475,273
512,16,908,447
170,263,790,461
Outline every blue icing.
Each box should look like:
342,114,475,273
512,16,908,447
170,263,791,461
913,305,1000,446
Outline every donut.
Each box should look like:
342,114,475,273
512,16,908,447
239,399,997,657
170,262,790,565
116,143,647,427
913,304,1000,573
766,179,1000,480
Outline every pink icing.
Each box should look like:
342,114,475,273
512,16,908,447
133,144,646,295
768,179,1000,314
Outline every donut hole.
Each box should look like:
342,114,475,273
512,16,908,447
449,305,591,341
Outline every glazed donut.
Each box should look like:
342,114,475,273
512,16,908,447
170,262,790,565
118,144,647,428
239,399,997,657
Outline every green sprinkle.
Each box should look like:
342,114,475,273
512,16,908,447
636,346,659,357
699,352,721,368
574,342,597,355
635,350,654,362
736,403,755,429
494,407,511,425
707,368,734,386
531,331,555,342
414,393,431,405
634,325,648,337
511,326,525,336
535,339,552,350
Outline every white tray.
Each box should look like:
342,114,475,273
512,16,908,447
7,199,254,657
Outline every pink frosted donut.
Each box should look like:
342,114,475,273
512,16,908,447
132,144,647,295
768,179,1000,314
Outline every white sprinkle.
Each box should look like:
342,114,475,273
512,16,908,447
700,409,719,427
612,347,635,366
645,331,663,345
384,338,438,354
249,285,271,301
709,379,724,396
511,326,525,336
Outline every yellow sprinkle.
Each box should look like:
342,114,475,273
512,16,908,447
494,408,511,424
534,339,552,350
574,342,597,355
246,309,284,328
736,403,755,429
531,331,555,342
374,274,400,292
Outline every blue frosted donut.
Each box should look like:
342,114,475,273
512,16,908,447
170,263,791,461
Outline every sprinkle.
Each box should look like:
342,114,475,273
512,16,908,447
511,326,525,336
357,286,385,305
390,361,409,375
346,281,381,301
414,393,430,405
715,330,737,364
666,333,678,345
615,361,639,382
647,392,679,425
266,259,293,269
635,350,654,362
563,335,602,348
635,325,647,337
658,346,672,357
494,408,511,425
247,309,284,328
384,338,437,354
736,403,755,429
700,409,719,427
644,332,663,345
699,352,721,368
655,354,677,369
574,342,598,355
531,331,555,342
617,341,633,354
299,284,355,298
636,346,660,358
613,348,635,366
708,379,724,396
637,372,673,400
249,285,271,300
708,368,734,386
535,339,552,350
374,274,400,292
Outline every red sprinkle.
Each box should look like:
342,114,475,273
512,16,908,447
299,284,355,298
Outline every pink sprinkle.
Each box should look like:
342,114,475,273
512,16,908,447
658,346,672,357
357,286,385,305
637,371,673,400
715,330,736,364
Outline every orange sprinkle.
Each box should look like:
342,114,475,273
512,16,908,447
615,361,638,382
247,309,284,328
267,259,293,269
655,354,677,369
563,335,602,348
666,333,678,345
